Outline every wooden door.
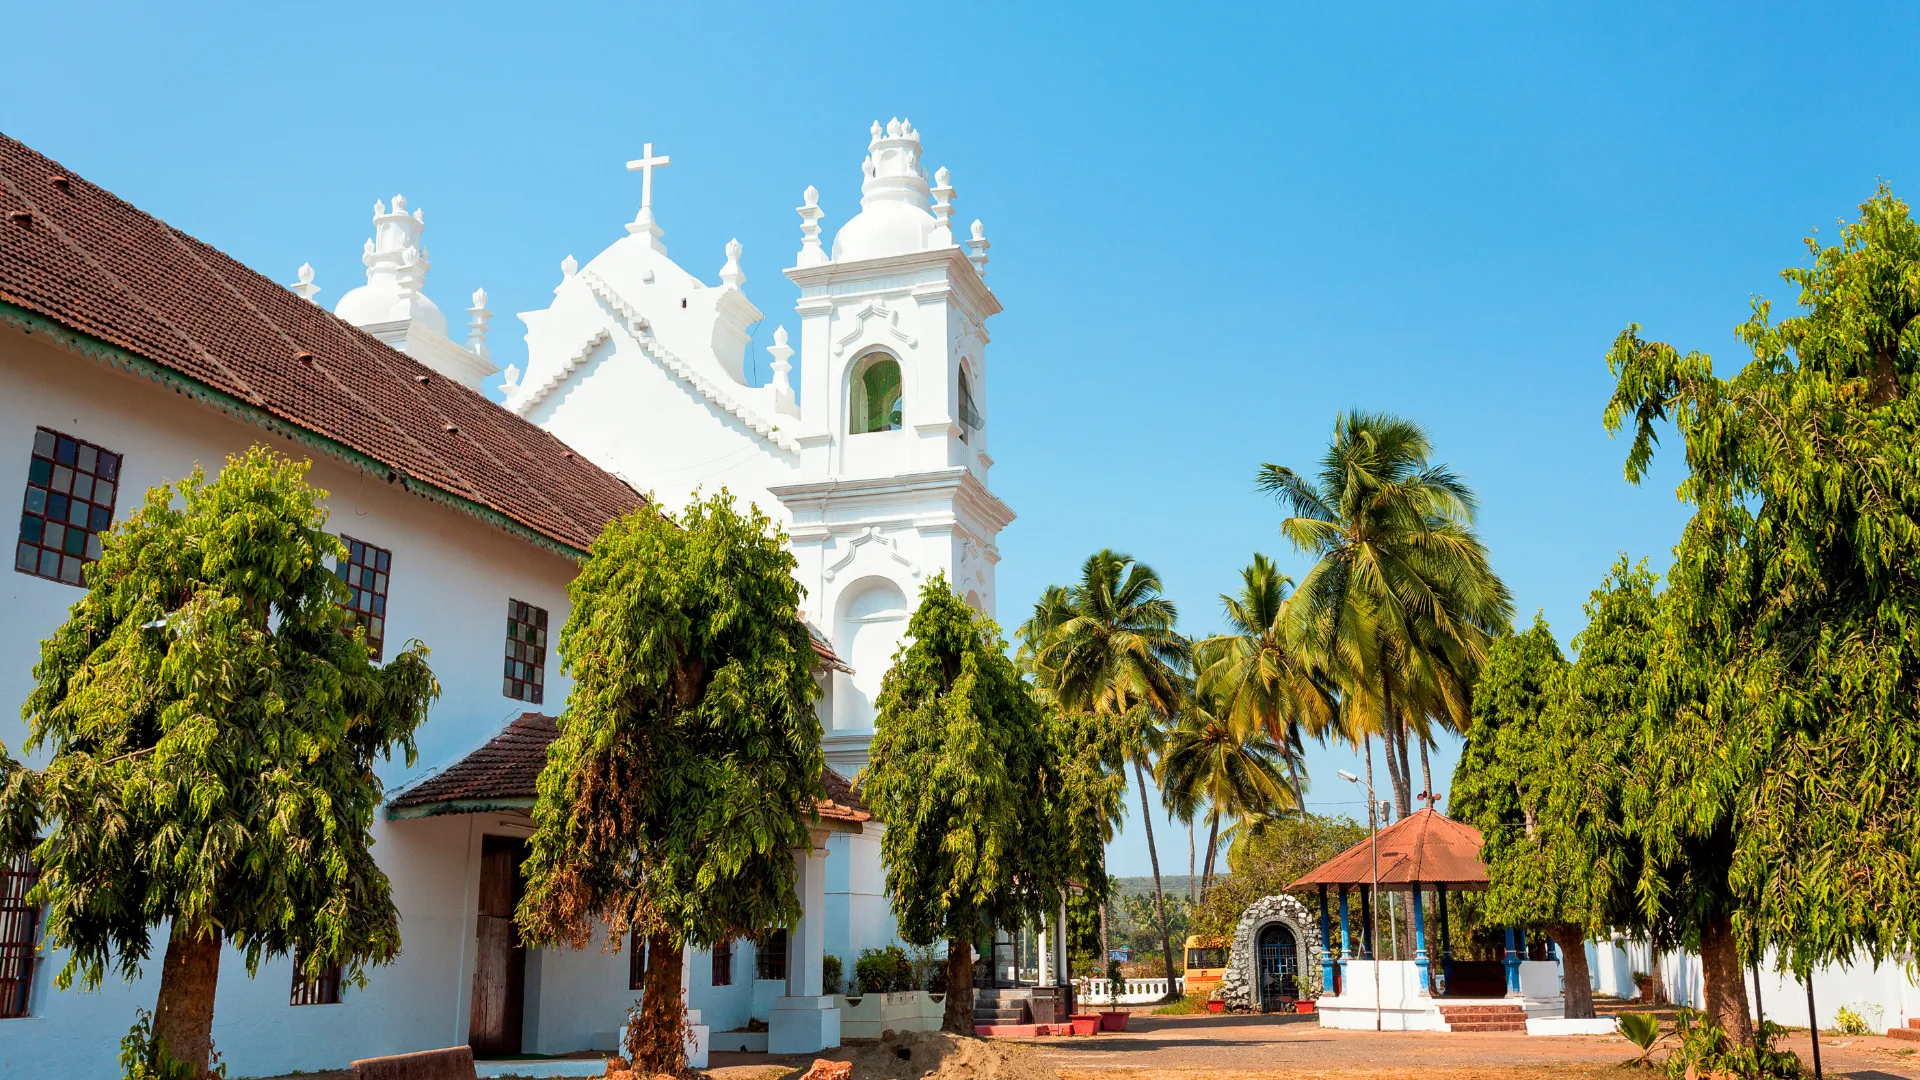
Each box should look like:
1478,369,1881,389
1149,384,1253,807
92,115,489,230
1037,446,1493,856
469,835,528,1057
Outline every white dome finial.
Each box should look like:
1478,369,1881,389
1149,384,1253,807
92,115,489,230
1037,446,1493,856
797,186,828,268
289,262,321,303
719,238,746,291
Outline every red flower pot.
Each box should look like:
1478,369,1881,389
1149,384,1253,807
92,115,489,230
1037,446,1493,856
1293,1000,1316,1015
1099,1010,1131,1031
1069,1014,1100,1036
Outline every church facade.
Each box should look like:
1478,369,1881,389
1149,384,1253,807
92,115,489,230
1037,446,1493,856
0,119,1008,1078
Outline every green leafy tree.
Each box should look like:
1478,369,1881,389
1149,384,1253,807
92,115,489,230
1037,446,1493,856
0,447,437,1078
1601,186,1920,1041
1018,551,1189,999
863,576,1066,1033
1190,814,1369,944
1451,614,1608,1016
515,492,823,1071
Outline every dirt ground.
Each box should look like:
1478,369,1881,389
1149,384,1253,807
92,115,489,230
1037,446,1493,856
252,1011,1920,1079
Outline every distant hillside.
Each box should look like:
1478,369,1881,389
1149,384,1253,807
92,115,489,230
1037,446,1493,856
1112,875,1214,899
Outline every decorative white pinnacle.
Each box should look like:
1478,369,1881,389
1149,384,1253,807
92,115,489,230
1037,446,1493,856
719,238,746,291
625,142,671,252
966,219,991,279
555,254,577,294
768,325,794,389
289,262,321,302
501,363,522,393
930,166,956,247
466,287,493,359
796,185,827,267
860,117,930,210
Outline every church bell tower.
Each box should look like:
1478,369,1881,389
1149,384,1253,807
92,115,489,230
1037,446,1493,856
772,118,1013,770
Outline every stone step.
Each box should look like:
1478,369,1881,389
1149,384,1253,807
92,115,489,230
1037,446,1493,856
1909,1018,1920,1029
1438,1006,1528,1017
1448,1020,1528,1033
1888,1027,1920,1043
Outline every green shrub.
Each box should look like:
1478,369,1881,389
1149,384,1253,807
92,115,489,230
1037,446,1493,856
822,954,844,996
1663,1011,1802,1080
854,945,915,994
1152,993,1209,1015
1619,1012,1662,1066
1832,1005,1871,1035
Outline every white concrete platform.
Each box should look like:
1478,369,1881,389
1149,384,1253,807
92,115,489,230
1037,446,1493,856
477,1061,608,1078
1527,1016,1620,1036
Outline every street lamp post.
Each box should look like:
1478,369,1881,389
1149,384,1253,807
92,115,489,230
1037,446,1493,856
1339,763,1383,1032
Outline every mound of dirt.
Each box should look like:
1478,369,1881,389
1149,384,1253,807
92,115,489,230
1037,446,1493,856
839,1030,1058,1080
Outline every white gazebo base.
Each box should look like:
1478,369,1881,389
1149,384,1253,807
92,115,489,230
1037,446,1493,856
1526,1016,1620,1036
1315,961,1564,1032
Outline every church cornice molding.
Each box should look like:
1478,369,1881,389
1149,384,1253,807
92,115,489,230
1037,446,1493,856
769,466,1014,535
786,247,1001,321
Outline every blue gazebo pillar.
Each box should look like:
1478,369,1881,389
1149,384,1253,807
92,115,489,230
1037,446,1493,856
1318,884,1337,995
1435,882,1453,996
1503,928,1522,996
1412,883,1430,995
1337,884,1352,992
1359,885,1374,960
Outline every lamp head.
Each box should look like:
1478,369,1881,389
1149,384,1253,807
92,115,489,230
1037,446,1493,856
1337,769,1359,784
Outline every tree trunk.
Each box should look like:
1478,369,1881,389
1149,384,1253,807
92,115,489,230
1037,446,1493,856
630,933,687,1074
1200,813,1221,898
153,923,222,1078
1700,915,1753,1045
1188,818,1196,903
1649,947,1668,1005
1394,720,1414,819
1133,758,1178,994
1419,738,1433,810
1547,925,1595,1019
943,938,975,1034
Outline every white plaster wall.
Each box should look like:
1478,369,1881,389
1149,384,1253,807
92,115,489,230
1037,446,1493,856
525,334,801,525
0,326,593,1078
525,930,634,1055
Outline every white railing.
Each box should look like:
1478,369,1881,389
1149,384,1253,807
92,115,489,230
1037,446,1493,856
1076,977,1182,1004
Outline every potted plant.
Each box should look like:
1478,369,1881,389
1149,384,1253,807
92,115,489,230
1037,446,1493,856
1293,997,1316,1015
1205,987,1226,1013
1099,960,1131,1031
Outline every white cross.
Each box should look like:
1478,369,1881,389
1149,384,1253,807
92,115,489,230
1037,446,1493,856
625,142,671,212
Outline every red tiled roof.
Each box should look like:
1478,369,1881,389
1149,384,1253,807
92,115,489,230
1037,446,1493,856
1288,809,1488,890
389,712,870,824
0,132,644,554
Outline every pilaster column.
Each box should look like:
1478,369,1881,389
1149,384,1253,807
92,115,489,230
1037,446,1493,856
769,837,841,1054
1503,928,1522,997
1337,885,1352,995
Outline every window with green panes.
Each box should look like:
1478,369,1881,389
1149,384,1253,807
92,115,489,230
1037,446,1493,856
505,599,548,704
335,536,391,660
16,427,121,586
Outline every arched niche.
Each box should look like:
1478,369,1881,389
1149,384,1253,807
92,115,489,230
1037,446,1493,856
847,351,905,434
831,576,910,732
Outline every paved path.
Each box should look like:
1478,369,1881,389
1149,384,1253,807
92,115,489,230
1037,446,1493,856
1011,1012,1920,1079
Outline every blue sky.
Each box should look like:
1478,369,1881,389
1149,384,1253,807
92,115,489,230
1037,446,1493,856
7,2,1917,877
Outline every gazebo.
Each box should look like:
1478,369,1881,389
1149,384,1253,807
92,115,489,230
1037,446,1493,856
1288,809,1571,1032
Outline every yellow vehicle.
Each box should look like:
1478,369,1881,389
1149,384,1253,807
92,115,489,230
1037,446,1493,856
1181,936,1229,997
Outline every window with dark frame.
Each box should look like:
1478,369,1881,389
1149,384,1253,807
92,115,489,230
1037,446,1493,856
1,853,42,1020
711,939,734,986
755,929,787,982
504,600,549,704
15,427,121,587
629,930,648,991
288,945,342,1006
336,536,391,660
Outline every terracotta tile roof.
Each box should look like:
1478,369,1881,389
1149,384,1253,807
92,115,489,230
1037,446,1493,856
1288,809,1488,891
0,132,643,554
389,712,870,824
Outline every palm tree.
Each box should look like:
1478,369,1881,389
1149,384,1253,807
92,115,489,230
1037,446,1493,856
1257,412,1512,821
1195,555,1339,816
1020,551,1188,989
1157,689,1300,897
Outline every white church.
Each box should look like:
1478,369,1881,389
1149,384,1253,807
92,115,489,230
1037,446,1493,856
0,118,1009,1077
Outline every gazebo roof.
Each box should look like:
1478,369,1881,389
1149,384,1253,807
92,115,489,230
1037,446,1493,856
1288,809,1488,891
